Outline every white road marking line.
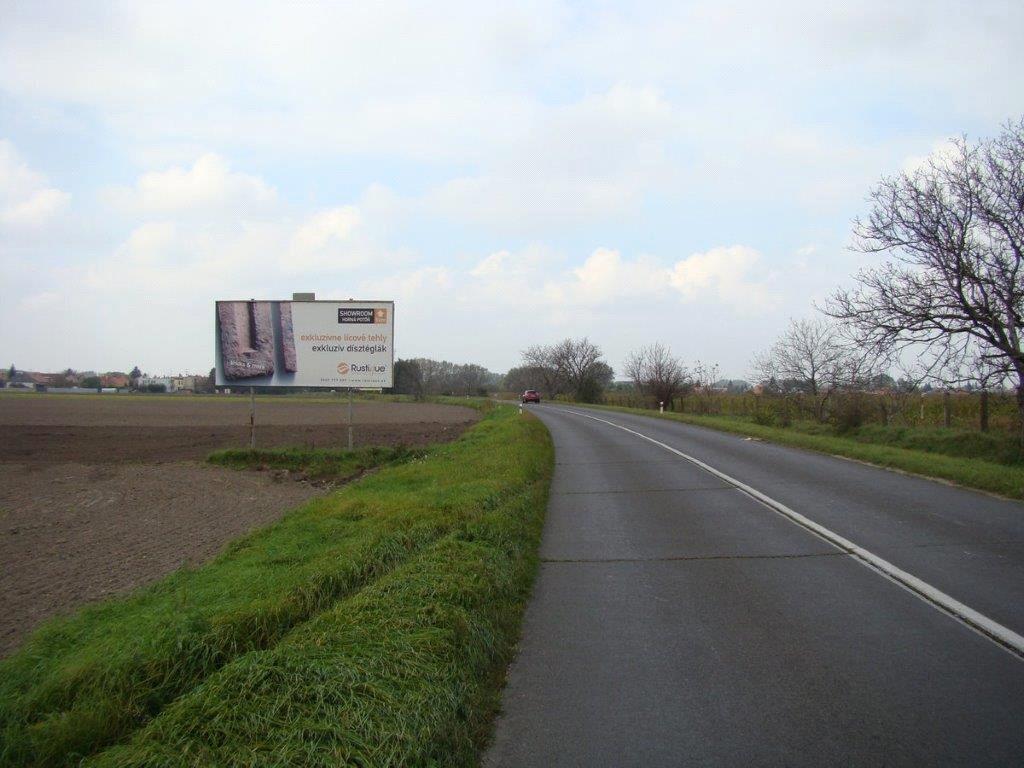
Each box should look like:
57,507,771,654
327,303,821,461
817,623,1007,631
553,406,1024,660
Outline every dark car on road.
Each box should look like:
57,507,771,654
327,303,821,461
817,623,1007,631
521,389,541,404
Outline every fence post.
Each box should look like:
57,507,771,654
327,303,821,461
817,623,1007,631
347,388,354,451
249,386,256,450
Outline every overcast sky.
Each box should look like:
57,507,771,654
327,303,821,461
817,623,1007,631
2,1,1022,379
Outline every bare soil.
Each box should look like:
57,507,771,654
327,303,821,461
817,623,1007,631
0,394,480,655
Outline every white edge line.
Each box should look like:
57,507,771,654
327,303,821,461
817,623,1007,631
554,406,1024,659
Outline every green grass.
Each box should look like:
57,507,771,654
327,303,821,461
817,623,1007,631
580,403,1024,499
840,423,1024,466
208,445,421,481
0,404,553,767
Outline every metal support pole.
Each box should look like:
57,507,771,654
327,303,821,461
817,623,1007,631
249,386,256,450
347,388,354,451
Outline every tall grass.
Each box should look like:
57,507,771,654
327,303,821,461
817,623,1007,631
0,404,552,767
208,445,421,481
90,507,543,766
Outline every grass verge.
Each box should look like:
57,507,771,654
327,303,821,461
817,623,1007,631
579,403,1024,499
208,445,421,482
0,404,552,767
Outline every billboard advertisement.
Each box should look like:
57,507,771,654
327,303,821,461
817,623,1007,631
214,299,394,388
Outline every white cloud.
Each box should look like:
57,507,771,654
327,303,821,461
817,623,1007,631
119,221,177,263
359,266,453,306
353,243,780,373
104,153,276,214
19,291,61,310
84,220,271,295
425,84,678,233
285,207,363,272
284,202,414,274
428,175,640,235
421,244,773,313
554,248,669,305
1,187,70,227
470,250,512,278
490,245,776,312
669,245,775,311
0,140,70,227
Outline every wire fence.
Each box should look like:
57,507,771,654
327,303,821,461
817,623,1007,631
600,389,1021,433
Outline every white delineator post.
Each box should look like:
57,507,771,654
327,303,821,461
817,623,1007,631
660,401,665,413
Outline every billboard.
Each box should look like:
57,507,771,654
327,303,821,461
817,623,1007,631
215,299,394,388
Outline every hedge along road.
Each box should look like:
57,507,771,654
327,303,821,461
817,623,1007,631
485,403,1024,767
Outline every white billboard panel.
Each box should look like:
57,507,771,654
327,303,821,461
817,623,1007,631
215,299,394,388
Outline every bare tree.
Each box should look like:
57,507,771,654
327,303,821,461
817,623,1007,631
521,344,568,397
826,118,1024,444
392,359,424,398
504,365,548,394
402,358,495,396
691,360,721,414
624,343,690,410
580,360,615,402
751,318,851,420
869,358,926,427
411,358,455,395
522,338,610,401
551,338,602,399
452,363,490,395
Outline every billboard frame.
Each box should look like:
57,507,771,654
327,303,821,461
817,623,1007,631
214,298,395,391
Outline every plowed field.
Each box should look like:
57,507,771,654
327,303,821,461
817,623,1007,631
0,394,479,654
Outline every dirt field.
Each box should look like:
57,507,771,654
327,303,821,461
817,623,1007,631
0,394,479,655
0,395,478,463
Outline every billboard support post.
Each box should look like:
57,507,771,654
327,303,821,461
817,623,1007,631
347,388,354,451
249,387,257,450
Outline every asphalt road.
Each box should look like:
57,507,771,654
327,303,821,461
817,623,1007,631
484,404,1024,767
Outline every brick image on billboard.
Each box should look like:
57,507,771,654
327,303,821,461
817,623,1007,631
217,301,276,380
278,301,297,373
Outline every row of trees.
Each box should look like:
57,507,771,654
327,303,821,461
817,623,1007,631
508,339,719,408
392,358,501,398
514,338,614,402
